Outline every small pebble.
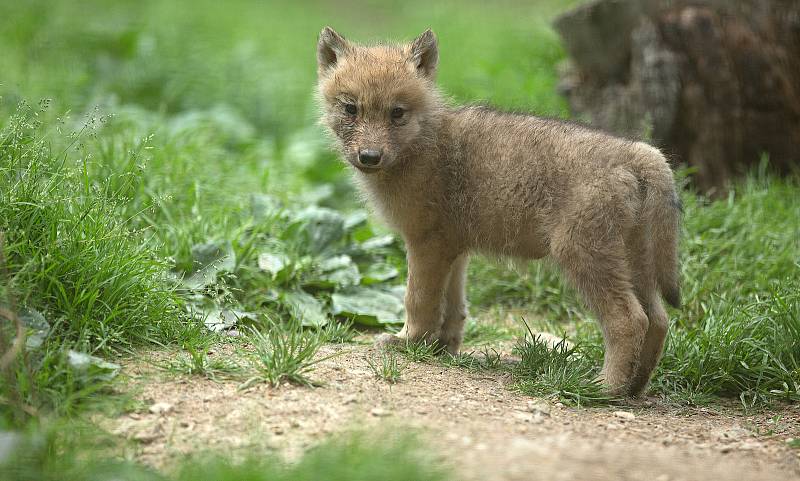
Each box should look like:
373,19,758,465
513,412,533,422
371,407,390,417
527,401,551,416
133,430,162,444
148,402,173,415
613,410,635,420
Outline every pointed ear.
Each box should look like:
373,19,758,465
409,29,438,79
317,27,350,76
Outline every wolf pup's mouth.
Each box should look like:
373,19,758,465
349,158,382,173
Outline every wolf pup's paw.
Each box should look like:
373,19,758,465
374,333,406,351
436,334,462,356
595,370,632,397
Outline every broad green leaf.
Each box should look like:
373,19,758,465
250,194,283,222
168,105,256,146
304,255,361,289
286,128,328,169
20,308,50,350
19,308,48,330
204,308,255,333
294,206,346,254
318,255,354,272
331,288,405,326
361,263,399,285
360,234,396,251
183,241,236,289
258,252,290,277
388,285,406,300
324,264,361,287
299,184,334,204
66,350,121,382
281,290,329,327
343,210,368,230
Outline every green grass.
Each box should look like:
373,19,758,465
397,339,442,363
367,350,406,384
462,317,517,346
0,103,183,423
166,345,244,381
0,106,181,352
0,0,577,128
178,432,445,481
654,281,800,407
242,319,338,387
0,426,445,481
512,332,614,407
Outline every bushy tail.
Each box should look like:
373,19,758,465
650,176,682,309
637,144,681,308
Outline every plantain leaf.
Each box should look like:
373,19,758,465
66,350,121,382
258,252,290,277
360,234,395,251
293,206,346,254
305,255,361,289
280,289,329,327
343,210,369,230
183,241,236,289
203,308,255,333
361,263,399,285
331,287,404,326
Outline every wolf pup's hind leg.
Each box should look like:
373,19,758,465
550,188,649,395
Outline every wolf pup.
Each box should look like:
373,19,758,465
316,27,680,396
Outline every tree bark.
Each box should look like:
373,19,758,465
555,0,800,194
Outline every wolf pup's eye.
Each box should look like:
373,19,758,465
390,107,405,121
344,103,357,116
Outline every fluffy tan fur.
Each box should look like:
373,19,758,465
316,27,681,396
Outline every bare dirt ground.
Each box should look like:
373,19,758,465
102,338,800,481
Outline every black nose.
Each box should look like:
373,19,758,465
358,149,382,167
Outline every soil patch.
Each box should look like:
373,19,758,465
102,339,800,480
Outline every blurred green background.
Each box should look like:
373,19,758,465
0,0,582,221
0,0,577,131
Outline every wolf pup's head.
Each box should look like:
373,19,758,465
316,27,441,174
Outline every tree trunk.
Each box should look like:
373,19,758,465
554,0,800,194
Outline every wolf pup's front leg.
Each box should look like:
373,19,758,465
375,238,456,351
437,254,469,354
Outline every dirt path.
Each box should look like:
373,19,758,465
104,340,800,481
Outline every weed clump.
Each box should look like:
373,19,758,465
367,350,405,384
243,318,339,387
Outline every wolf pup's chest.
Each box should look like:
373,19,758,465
356,174,445,236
